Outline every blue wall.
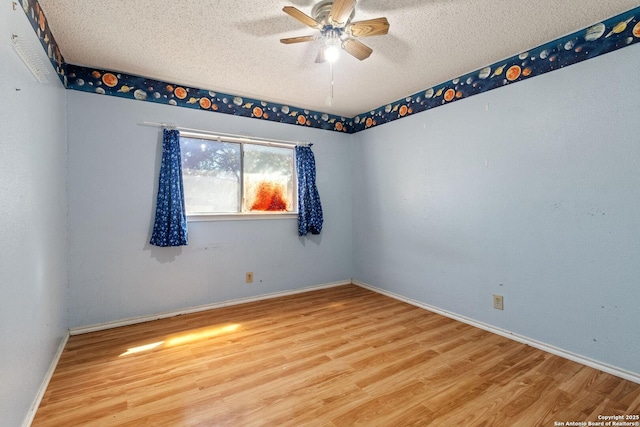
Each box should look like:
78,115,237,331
0,3,69,426
352,42,640,374
66,91,353,328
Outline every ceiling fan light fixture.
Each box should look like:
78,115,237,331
322,28,341,62
281,0,390,63
325,44,340,63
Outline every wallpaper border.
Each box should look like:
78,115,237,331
64,64,352,133
352,6,640,132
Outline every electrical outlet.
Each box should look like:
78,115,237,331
493,294,504,310
246,272,253,284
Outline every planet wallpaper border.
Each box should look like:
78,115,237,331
17,0,640,134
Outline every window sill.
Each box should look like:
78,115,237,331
187,212,298,222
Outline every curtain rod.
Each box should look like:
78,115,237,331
138,121,311,147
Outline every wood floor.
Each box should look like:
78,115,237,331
34,285,640,426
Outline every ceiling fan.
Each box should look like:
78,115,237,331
280,0,390,63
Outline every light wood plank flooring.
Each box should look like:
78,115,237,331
33,285,640,426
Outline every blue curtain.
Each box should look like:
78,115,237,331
150,129,188,247
296,145,323,236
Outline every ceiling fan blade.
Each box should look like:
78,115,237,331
280,35,317,44
348,17,390,37
315,47,327,63
329,0,356,26
283,6,321,29
343,38,373,60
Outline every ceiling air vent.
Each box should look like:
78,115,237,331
11,33,50,83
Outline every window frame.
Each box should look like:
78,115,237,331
179,131,298,222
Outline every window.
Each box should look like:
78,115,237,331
179,132,296,219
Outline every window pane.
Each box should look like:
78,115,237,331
243,144,294,212
180,137,241,213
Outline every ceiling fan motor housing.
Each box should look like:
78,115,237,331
312,0,355,27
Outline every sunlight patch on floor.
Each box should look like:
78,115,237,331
118,324,241,356
119,341,164,357
165,324,241,347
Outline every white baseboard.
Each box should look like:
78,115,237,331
353,280,640,385
23,330,70,427
70,280,352,335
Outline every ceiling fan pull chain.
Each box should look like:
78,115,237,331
330,62,335,102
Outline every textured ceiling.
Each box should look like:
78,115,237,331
38,0,640,117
